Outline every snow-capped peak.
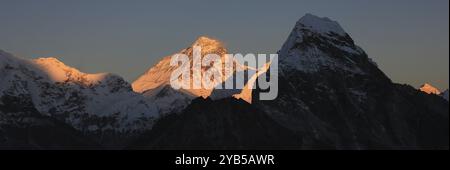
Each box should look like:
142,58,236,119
0,50,26,68
132,36,228,96
419,83,441,95
278,14,365,74
296,13,347,36
132,36,257,113
192,36,224,49
189,36,227,56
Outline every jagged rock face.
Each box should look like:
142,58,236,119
252,14,449,149
133,36,229,97
131,37,230,115
279,14,376,75
130,98,302,150
0,50,158,145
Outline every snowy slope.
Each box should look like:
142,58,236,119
297,13,347,36
0,50,158,133
133,36,231,97
132,37,228,113
418,83,448,101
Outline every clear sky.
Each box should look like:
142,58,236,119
0,0,448,90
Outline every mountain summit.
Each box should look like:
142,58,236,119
1,14,448,149
251,14,449,149
297,13,347,36
131,36,235,115
419,83,441,95
129,14,449,149
132,36,228,96
191,36,227,54
279,14,368,74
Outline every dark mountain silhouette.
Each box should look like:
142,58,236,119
0,14,448,150
130,98,302,150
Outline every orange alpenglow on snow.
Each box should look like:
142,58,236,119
419,83,441,95
33,57,116,86
132,36,230,98
132,36,274,104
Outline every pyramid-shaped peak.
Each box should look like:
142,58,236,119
297,13,347,36
196,36,216,41
190,36,227,54
192,36,224,47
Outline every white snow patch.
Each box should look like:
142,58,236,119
297,13,347,36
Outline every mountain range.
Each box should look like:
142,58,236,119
0,14,448,149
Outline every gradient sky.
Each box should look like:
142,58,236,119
0,0,448,90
